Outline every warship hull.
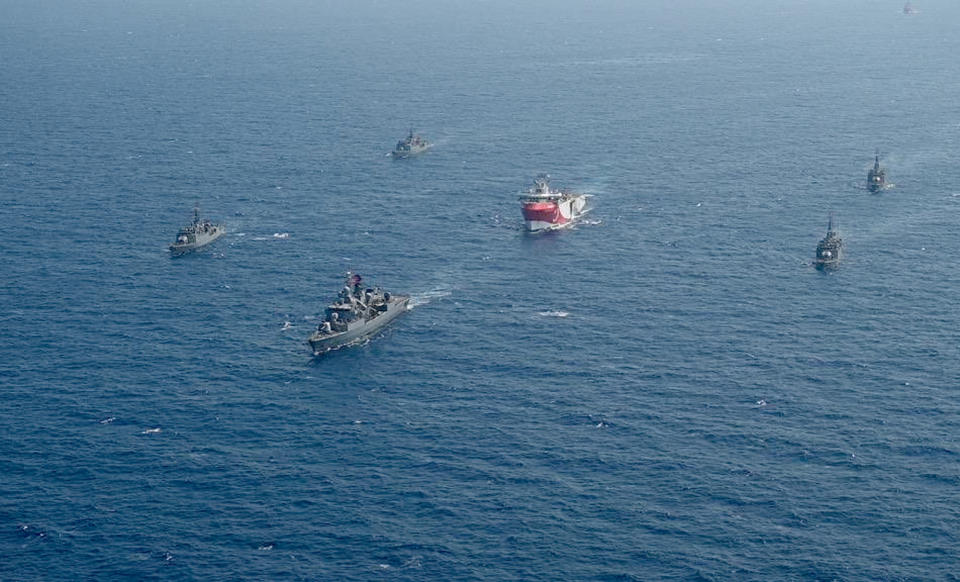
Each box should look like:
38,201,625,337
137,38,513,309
815,242,842,268
522,195,589,232
814,216,843,269
814,254,841,269
391,145,431,158
308,295,410,355
867,153,886,192
169,226,225,254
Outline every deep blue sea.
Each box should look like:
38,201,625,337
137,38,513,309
3,0,960,579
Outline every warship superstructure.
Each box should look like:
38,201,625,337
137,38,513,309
814,215,843,269
867,151,886,192
169,205,225,254
519,174,590,232
308,273,410,355
391,130,431,158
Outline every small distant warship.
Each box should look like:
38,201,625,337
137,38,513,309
391,129,431,158
307,273,410,355
814,215,843,269
519,174,590,232
867,150,886,192
170,205,224,254
903,2,917,14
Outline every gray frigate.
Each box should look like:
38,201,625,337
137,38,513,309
170,205,225,254
814,214,843,269
391,129,431,158
308,273,410,355
867,151,887,192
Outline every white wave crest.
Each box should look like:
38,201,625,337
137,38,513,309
408,288,452,309
250,232,289,241
539,310,569,318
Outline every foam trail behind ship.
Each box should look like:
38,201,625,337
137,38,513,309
408,288,452,309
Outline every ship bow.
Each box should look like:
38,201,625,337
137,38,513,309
522,200,566,231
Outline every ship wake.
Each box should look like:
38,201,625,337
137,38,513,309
409,288,452,309
251,232,290,241
539,310,570,318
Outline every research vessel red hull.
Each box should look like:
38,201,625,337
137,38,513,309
519,175,589,232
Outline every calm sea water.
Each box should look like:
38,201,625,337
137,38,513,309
3,0,960,579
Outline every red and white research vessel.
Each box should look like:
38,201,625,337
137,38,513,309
519,174,590,232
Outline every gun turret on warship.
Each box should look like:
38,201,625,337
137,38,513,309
867,150,886,192
519,174,590,232
391,129,431,158
169,205,225,254
814,214,843,269
308,273,410,355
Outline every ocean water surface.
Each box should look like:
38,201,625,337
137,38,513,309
2,0,960,579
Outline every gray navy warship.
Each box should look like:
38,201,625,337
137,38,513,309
814,215,843,269
308,273,410,355
170,205,225,254
391,129,430,158
867,151,886,192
